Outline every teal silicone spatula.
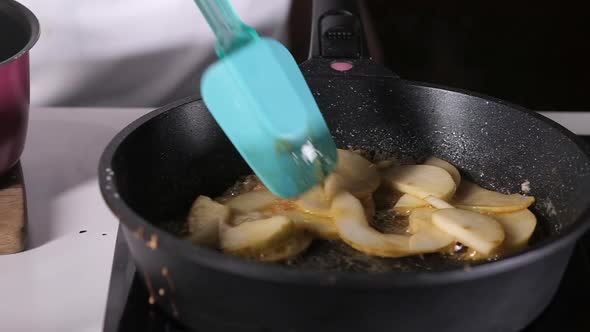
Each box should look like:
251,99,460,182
194,0,338,198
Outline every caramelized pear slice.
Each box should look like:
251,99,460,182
261,231,313,262
220,216,311,262
452,180,535,214
408,208,454,252
424,195,455,209
295,185,332,217
323,149,380,200
493,209,537,249
409,231,455,254
331,192,411,257
187,196,231,248
384,165,456,200
231,211,269,226
409,208,440,233
432,209,505,255
277,210,338,240
423,156,461,185
225,190,278,213
393,194,429,216
376,160,396,170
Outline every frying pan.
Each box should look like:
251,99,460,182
99,1,590,331
0,0,39,176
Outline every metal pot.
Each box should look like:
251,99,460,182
0,0,39,176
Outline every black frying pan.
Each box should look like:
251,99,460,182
99,1,590,331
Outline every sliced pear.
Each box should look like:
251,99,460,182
221,216,292,253
220,216,310,261
423,156,461,185
408,208,455,252
384,165,456,200
323,149,380,200
409,231,455,253
393,194,429,216
277,209,338,240
331,192,411,257
323,173,346,199
187,196,231,248
231,211,269,226
408,207,438,233
225,190,278,213
261,193,337,239
424,195,455,209
376,160,395,170
452,180,535,214
493,209,537,249
260,231,313,262
295,185,332,217
432,209,505,255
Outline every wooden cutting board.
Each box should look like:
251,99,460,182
0,163,26,254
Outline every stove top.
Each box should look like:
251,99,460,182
103,136,590,332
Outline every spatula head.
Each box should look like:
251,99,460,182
201,37,337,198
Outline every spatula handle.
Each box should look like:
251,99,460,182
193,0,259,58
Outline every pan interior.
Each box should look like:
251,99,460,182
111,77,590,273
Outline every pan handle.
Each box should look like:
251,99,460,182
308,0,370,59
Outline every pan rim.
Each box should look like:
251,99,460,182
99,84,590,289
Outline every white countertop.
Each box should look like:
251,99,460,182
0,107,588,332
0,107,152,332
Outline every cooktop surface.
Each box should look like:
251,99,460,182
103,136,590,332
